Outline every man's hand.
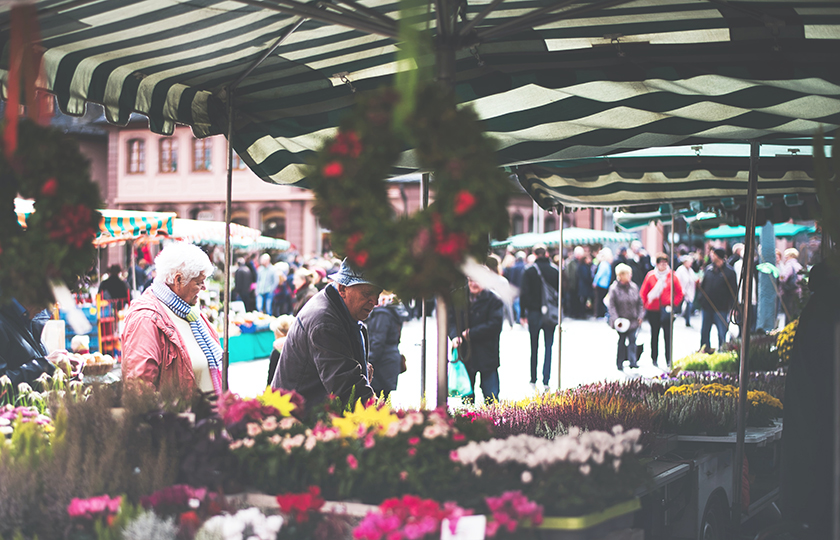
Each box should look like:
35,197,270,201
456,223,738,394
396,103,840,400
520,318,528,327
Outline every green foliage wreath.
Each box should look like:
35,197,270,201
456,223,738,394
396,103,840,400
0,120,102,308
308,84,511,300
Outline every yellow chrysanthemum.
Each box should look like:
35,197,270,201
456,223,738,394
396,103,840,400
331,400,399,438
257,387,297,417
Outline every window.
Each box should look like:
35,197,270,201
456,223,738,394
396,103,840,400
159,138,178,173
232,153,248,170
127,139,145,174
511,213,525,236
545,215,557,232
192,137,212,172
261,209,287,239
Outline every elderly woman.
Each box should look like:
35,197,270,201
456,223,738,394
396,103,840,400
607,263,645,370
123,243,222,395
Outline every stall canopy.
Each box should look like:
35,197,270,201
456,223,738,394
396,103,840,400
0,0,838,201
493,227,636,250
704,222,817,239
171,218,262,247
15,198,176,245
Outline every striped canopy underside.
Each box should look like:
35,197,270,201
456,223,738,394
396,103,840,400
516,154,819,208
495,227,637,249
1,0,839,204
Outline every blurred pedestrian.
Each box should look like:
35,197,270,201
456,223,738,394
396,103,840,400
233,258,255,312
255,253,279,314
292,267,318,315
780,248,803,325
99,264,129,301
607,263,645,370
520,244,559,391
266,314,295,386
367,291,409,399
593,248,613,319
675,255,698,327
503,251,527,322
449,277,504,404
698,247,737,351
640,253,684,367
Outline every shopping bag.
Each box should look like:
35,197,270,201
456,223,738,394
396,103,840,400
448,359,473,398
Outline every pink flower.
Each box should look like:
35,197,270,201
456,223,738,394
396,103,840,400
364,434,376,449
399,471,408,481
41,178,58,196
407,448,417,457
408,437,420,446
452,432,465,441
328,464,336,474
347,454,358,470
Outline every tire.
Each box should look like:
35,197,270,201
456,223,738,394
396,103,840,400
701,493,730,540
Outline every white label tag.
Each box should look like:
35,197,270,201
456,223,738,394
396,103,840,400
441,515,486,540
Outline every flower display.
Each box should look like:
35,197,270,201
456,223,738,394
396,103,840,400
775,319,798,365
483,491,543,537
67,494,122,521
195,507,284,540
276,486,325,523
353,495,471,540
0,404,53,438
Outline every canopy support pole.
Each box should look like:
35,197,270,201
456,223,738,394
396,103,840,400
420,172,429,407
834,319,840,540
222,90,235,392
669,211,675,368
556,207,563,390
732,140,760,528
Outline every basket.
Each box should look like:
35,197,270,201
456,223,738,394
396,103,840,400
83,360,116,376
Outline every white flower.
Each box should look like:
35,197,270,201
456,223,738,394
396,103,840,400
261,416,278,431
423,425,443,439
17,383,32,394
0,375,11,387
0,426,13,436
278,417,298,430
246,423,262,437
521,471,533,483
242,438,255,448
579,464,591,476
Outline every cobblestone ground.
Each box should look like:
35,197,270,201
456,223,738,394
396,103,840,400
229,311,731,406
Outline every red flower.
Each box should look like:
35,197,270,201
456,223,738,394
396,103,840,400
276,486,325,523
323,161,344,178
179,511,201,536
330,131,362,158
46,204,97,249
41,177,58,197
352,250,369,268
453,191,476,216
435,232,468,262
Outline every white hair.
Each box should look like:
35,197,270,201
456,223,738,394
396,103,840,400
154,242,214,286
260,253,271,265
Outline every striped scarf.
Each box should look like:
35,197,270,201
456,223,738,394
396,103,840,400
152,281,222,395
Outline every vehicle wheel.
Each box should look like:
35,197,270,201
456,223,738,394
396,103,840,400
701,494,730,540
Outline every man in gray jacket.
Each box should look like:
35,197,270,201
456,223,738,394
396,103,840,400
271,259,379,412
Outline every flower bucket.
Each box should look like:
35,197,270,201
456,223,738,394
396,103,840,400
536,498,641,540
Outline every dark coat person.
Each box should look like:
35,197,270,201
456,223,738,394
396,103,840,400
781,261,839,537
449,280,504,404
698,248,737,351
0,300,56,387
520,245,560,388
234,259,255,312
272,259,378,412
366,293,409,398
99,265,129,301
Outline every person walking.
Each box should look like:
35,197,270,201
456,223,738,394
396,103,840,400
255,253,279,314
233,258,255,312
563,247,583,318
593,248,613,319
519,244,560,391
576,251,594,318
780,248,803,325
640,253,684,367
292,267,318,316
607,263,645,370
697,247,738,351
449,277,504,404
675,255,698,327
366,291,409,399
503,251,527,322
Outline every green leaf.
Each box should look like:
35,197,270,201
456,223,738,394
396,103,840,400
756,262,780,278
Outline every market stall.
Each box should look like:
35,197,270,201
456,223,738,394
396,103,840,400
492,227,637,250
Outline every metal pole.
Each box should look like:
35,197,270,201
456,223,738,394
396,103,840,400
669,212,674,367
420,173,429,407
732,140,760,528
556,208,563,390
222,89,235,392
436,294,448,408
834,319,840,540
130,241,138,293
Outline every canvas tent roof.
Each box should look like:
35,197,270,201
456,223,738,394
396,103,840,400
0,0,837,206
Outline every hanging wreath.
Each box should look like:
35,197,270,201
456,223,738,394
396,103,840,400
308,84,511,300
0,120,102,308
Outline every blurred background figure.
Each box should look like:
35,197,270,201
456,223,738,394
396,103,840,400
292,267,318,315
366,291,409,399
593,247,613,319
675,255,698,327
640,253,683,367
99,264,129,301
266,314,295,386
255,253,279,314
780,248,803,325
233,257,255,312
607,263,645,370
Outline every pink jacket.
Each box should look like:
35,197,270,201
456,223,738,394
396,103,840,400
122,288,220,394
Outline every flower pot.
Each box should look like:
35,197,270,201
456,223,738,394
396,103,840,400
536,498,641,540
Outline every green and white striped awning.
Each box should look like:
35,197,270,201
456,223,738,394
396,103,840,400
1,0,838,196
705,222,817,239
493,227,637,249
